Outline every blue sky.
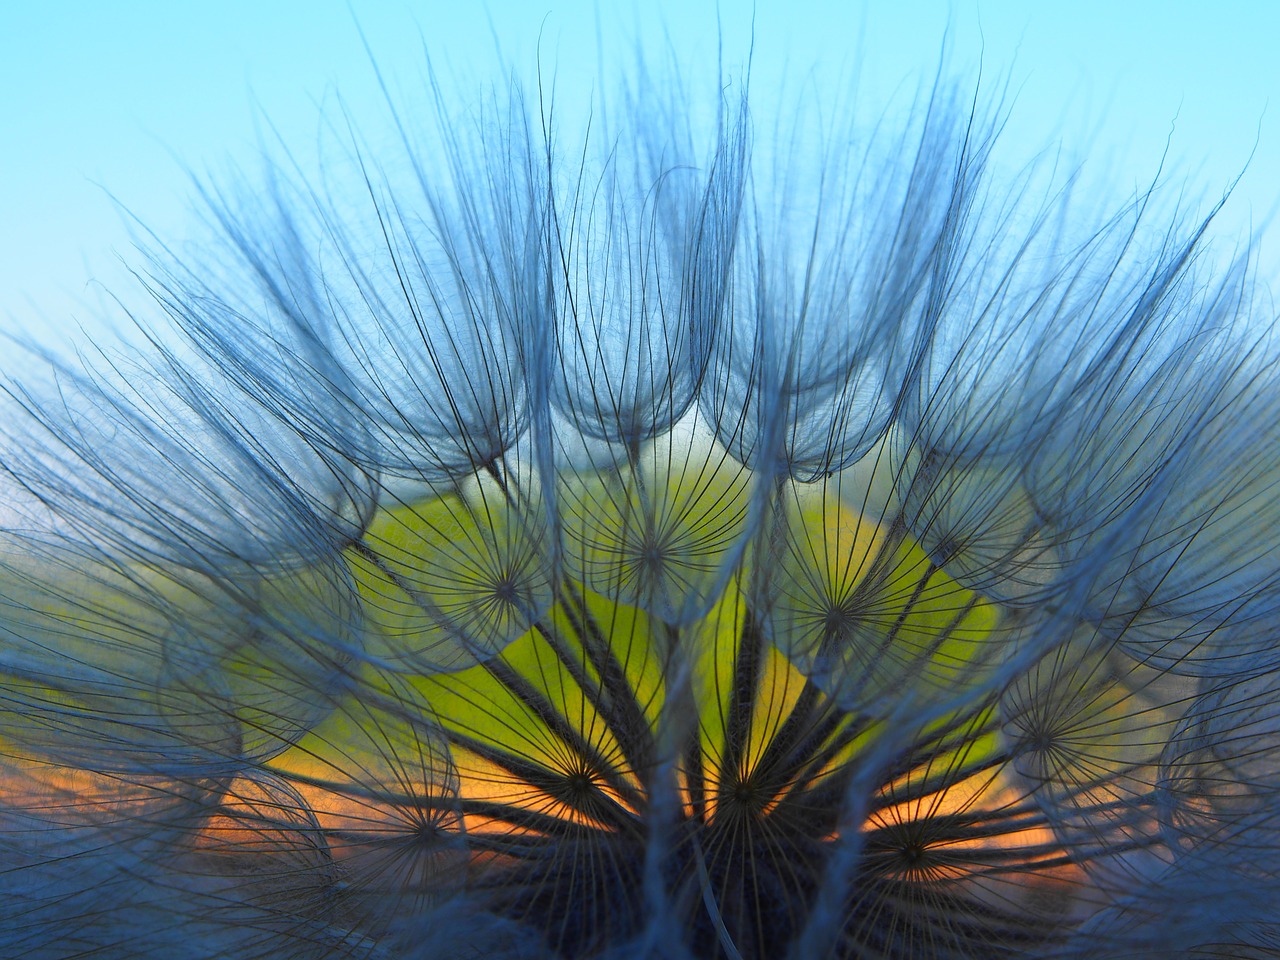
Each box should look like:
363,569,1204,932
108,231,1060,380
2,1,1277,347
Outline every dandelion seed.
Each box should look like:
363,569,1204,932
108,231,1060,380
1,42,1278,960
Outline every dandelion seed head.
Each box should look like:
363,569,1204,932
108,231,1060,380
2,29,1279,960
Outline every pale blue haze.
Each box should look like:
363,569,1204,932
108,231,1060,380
2,1,1277,348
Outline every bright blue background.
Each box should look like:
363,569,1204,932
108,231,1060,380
2,1,1277,348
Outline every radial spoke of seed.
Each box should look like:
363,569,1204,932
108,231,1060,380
753,688,851,799
459,797,629,841
528,617,652,797
768,715,877,821
670,624,709,824
482,458,511,501
788,721,880,798
882,747,1008,807
476,655,647,816
440,721,636,829
552,584,658,789
323,813,448,847
877,559,941,652
350,537,435,616
719,606,768,789
748,668,864,796
872,717,1007,805
270,765,458,817
463,829,592,860
868,807,1045,849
